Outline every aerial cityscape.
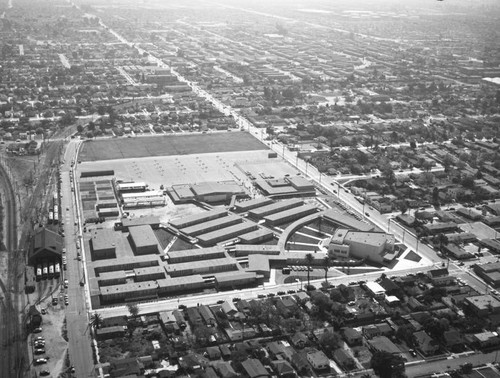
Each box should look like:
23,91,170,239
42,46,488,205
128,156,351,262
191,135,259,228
1,0,500,377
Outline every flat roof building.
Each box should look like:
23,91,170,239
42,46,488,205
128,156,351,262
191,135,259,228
197,222,258,246
120,216,160,231
180,215,242,237
165,257,238,277
238,228,274,244
157,276,205,295
215,271,260,289
90,229,116,260
128,225,159,255
264,204,317,226
234,197,274,212
167,246,226,264
98,270,127,286
248,198,303,219
133,266,165,282
170,208,227,229
100,281,158,303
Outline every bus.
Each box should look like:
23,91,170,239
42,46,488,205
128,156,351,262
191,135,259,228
48,211,54,224
53,191,58,203
54,263,60,277
54,212,59,224
48,263,54,279
42,262,48,279
36,265,42,281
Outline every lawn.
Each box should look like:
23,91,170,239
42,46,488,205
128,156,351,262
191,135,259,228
79,132,268,161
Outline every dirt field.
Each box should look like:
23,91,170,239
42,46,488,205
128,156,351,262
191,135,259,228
78,150,290,190
78,132,269,162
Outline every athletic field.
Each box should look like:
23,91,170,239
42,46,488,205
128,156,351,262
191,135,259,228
78,132,268,162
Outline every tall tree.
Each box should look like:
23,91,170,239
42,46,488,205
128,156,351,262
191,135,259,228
127,303,139,320
90,312,102,330
370,350,406,378
323,256,331,285
305,253,314,288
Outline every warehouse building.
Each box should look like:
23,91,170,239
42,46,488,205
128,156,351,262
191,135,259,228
264,204,317,226
165,257,238,277
180,214,242,237
28,227,63,267
170,208,228,229
90,229,116,260
238,228,274,244
166,246,226,264
234,197,274,213
128,225,159,255
197,222,258,246
248,198,304,219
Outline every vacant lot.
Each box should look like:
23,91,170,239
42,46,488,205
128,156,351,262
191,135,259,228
79,132,268,161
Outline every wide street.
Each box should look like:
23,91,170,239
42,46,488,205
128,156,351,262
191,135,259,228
61,139,95,377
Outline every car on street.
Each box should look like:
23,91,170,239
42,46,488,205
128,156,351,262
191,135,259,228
34,348,45,355
409,349,417,357
365,212,370,217
64,279,68,288
40,371,50,376
41,308,46,315
33,327,42,333
34,358,47,365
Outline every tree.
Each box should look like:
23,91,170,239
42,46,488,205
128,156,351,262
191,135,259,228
323,256,331,285
318,330,342,356
127,303,139,319
438,233,449,252
77,124,84,133
90,313,102,330
370,350,406,378
305,253,314,288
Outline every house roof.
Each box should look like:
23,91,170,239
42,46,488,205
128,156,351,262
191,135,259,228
271,360,295,376
343,327,362,340
241,358,270,378
443,330,462,346
333,348,352,364
414,331,437,351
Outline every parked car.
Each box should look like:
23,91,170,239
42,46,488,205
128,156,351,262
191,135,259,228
33,327,42,333
409,349,417,357
34,358,47,365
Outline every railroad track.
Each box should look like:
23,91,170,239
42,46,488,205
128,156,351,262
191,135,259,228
0,161,22,378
